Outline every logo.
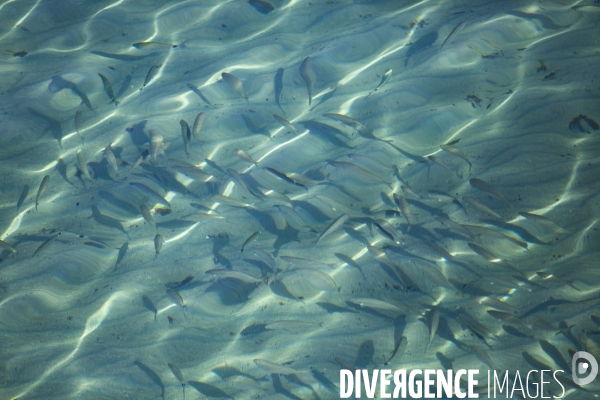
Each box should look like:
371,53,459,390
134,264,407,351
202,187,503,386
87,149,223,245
572,351,598,386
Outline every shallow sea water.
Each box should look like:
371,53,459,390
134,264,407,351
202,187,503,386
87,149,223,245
0,0,599,399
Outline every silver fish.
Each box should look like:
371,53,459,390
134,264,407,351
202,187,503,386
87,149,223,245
167,363,186,400
206,269,263,284
348,298,404,312
192,112,205,143
227,168,261,198
154,233,163,259
536,271,580,291
104,143,119,179
273,114,296,133
186,84,212,106
295,268,337,291
33,232,60,257
394,194,413,230
140,204,156,229
168,159,216,182
130,182,171,208
473,296,518,314
35,175,50,210
77,149,93,183
299,56,313,105
149,130,163,163
98,73,118,107
316,213,349,246
468,242,519,273
0,239,17,254
264,167,307,191
428,155,457,176
440,143,472,170
221,72,248,102
469,178,509,202
235,149,257,165
253,359,302,375
463,196,502,219
518,212,568,233
426,307,440,347
326,160,391,188
140,64,161,91
166,288,186,318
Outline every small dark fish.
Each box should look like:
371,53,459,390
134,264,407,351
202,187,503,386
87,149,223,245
92,51,159,61
221,72,248,102
311,368,338,393
8,50,27,57
154,234,163,260
115,75,132,99
16,184,29,212
134,361,165,399
264,167,307,191
299,57,313,105
115,242,128,270
274,68,285,113
180,119,191,156
440,21,466,49
140,65,161,91
98,73,119,107
142,295,157,321
364,68,392,100
33,232,60,257
241,231,260,252
165,276,194,289
168,363,186,399
248,0,274,14
36,175,50,210
186,83,212,106
133,41,182,49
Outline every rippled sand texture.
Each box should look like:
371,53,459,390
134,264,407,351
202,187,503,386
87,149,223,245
1,0,599,399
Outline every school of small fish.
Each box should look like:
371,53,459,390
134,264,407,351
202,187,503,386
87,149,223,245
0,1,599,399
